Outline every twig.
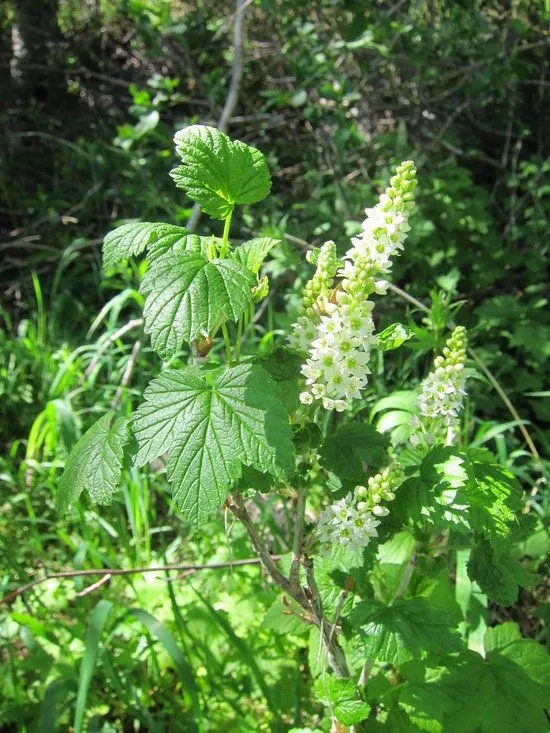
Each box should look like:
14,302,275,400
76,574,111,597
187,0,247,232
227,493,308,606
227,494,351,677
328,589,349,645
85,319,143,377
304,556,350,678
111,339,142,409
1,557,270,606
289,489,306,585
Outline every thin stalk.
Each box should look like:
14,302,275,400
220,210,233,256
289,489,306,585
221,322,233,365
235,315,243,362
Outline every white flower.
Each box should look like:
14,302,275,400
288,314,319,352
417,326,468,428
299,303,376,409
317,493,380,555
291,161,417,411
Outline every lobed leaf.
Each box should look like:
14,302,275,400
467,540,538,606
318,422,390,485
231,237,279,274
314,677,371,725
103,222,188,269
350,598,462,665
463,457,523,554
57,412,131,511
133,363,294,526
170,125,271,219
140,244,254,358
401,647,550,733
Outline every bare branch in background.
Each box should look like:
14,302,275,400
1,556,277,606
187,0,247,232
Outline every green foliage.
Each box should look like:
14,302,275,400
398,644,550,733
141,246,254,357
319,423,389,485
133,363,294,526
231,236,280,274
170,125,271,219
314,677,370,725
350,598,462,666
2,3,549,728
468,540,538,607
56,412,131,511
377,323,413,352
102,222,189,269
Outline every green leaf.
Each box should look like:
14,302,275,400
467,540,538,606
125,608,200,720
192,586,279,718
170,125,271,219
314,677,371,725
263,598,309,635
318,422,389,485
259,348,304,414
103,222,188,269
392,448,524,546
495,638,550,702
350,598,462,665
370,390,418,445
140,244,254,358
133,363,294,526
231,237,279,274
377,323,413,351
74,599,113,733
370,531,417,604
57,412,131,512
408,649,550,733
463,456,523,553
483,622,522,653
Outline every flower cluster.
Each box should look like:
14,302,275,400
417,326,468,426
299,300,377,411
302,241,339,311
317,463,403,555
288,241,339,354
290,161,417,411
343,161,417,283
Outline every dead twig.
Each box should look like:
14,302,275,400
187,0,247,232
1,557,272,606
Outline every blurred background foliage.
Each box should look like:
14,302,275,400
1,0,549,730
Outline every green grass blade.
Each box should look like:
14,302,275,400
191,585,279,719
126,607,202,723
39,679,70,733
74,599,113,733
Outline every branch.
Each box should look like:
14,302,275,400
303,556,350,678
228,494,352,678
187,0,247,232
227,493,308,606
1,557,275,606
289,489,306,585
